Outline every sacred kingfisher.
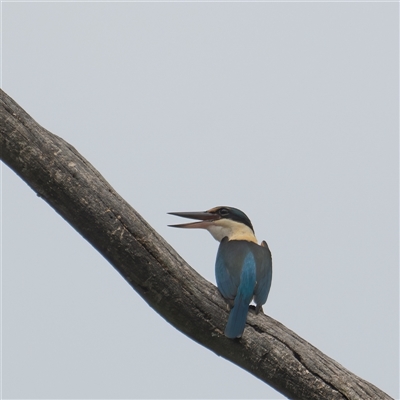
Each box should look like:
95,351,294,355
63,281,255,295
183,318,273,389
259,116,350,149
168,206,272,339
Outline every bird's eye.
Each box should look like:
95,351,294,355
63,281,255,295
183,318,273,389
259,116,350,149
219,208,229,217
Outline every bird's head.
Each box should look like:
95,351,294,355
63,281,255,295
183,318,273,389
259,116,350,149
168,206,257,243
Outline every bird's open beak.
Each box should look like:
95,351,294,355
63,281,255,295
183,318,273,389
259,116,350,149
168,211,220,229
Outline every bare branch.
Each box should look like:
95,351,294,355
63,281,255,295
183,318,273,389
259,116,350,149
0,89,393,400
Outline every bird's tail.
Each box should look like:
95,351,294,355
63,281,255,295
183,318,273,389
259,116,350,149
224,253,256,339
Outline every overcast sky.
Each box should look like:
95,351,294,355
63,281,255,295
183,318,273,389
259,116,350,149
2,2,398,399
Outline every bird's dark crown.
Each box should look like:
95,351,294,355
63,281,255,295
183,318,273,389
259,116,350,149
208,206,254,232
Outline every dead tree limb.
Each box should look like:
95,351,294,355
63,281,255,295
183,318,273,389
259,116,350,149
0,89,393,400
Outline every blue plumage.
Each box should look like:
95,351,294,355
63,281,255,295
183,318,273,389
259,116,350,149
216,237,272,338
224,251,257,338
168,206,273,339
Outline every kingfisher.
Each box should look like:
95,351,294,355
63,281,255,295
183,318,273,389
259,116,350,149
168,206,272,339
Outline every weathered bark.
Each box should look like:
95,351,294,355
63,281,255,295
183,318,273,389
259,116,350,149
0,89,393,400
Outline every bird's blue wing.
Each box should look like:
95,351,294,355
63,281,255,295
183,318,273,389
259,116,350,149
254,240,272,309
215,237,241,300
224,251,256,338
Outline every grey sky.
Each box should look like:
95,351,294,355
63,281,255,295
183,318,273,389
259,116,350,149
2,2,398,399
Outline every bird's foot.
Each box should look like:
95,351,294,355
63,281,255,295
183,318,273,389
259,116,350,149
218,291,234,310
224,298,234,310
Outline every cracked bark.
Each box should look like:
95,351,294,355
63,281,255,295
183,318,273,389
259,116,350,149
0,89,393,400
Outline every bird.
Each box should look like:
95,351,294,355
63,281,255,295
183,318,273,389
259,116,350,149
168,206,272,339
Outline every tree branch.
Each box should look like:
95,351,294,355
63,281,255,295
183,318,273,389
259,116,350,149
0,89,393,400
